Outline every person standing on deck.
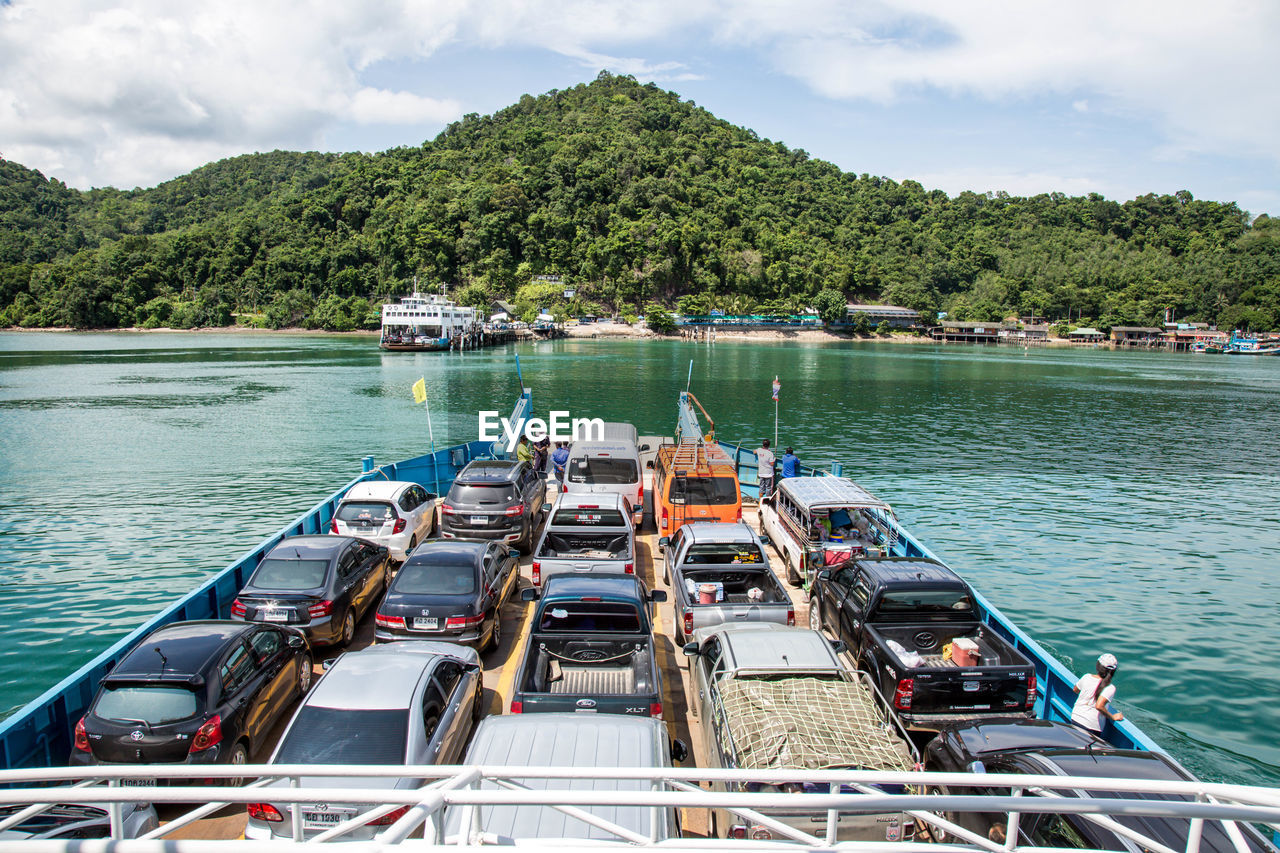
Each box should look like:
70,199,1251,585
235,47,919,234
755,439,776,501
552,441,569,481
780,446,800,479
516,435,533,466
1071,653,1123,733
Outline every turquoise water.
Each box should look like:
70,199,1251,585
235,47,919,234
1,331,1278,785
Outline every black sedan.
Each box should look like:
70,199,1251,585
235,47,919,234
231,535,390,647
69,620,310,771
374,539,519,651
922,718,1274,852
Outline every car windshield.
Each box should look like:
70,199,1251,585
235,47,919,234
395,561,477,595
567,458,638,485
550,507,627,526
95,685,198,724
250,558,330,590
877,589,974,616
683,544,763,564
670,475,739,505
538,602,641,632
274,707,408,764
336,501,396,523
449,484,516,503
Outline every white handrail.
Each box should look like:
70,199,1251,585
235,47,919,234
1,765,1277,851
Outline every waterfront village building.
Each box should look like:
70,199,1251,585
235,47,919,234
930,320,1046,343
1068,327,1106,343
843,304,921,328
1110,326,1164,346
489,299,517,318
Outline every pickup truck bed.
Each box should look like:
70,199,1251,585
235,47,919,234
539,533,630,557
681,569,790,603
523,638,653,697
871,624,1025,668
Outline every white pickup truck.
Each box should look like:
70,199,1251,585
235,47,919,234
531,493,635,587
660,522,793,644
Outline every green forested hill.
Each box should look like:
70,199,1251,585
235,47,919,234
2,72,1278,331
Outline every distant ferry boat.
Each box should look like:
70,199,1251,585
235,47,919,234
380,292,479,351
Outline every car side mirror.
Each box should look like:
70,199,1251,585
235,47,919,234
520,588,539,602
829,638,847,655
286,633,305,649
321,658,338,670
759,534,770,545
966,760,987,774
817,570,831,581
649,590,667,603
670,738,689,764
682,641,700,657
658,536,669,548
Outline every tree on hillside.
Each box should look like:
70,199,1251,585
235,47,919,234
812,288,847,325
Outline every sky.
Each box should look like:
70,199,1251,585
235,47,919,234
2,0,1278,216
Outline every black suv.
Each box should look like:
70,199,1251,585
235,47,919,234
70,620,310,770
922,719,1275,852
440,459,545,551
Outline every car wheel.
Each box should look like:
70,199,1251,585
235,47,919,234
808,600,822,633
920,787,951,843
296,652,313,697
340,609,356,646
786,557,802,587
485,611,502,653
407,535,417,558
226,741,248,787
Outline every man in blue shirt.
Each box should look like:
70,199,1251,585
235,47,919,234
551,441,570,481
780,446,800,479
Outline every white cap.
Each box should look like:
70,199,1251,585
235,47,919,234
1098,653,1118,670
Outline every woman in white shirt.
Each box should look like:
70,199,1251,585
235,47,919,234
1071,653,1123,732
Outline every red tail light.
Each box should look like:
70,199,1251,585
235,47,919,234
230,599,246,618
441,503,457,515
330,519,339,533
1026,673,1038,708
636,482,643,505
74,717,90,752
510,700,523,713
392,517,406,534
189,715,223,753
367,805,409,826
893,678,914,710
445,614,485,630
308,600,333,618
562,482,568,492
624,562,634,574
660,505,668,529
375,613,405,629
786,608,795,626
736,506,743,522
248,803,283,822
649,701,662,718
503,504,525,516
531,561,541,585
683,609,693,636
728,826,748,839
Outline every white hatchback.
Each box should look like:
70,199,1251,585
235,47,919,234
331,481,435,561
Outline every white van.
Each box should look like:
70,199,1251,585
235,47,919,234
562,439,643,527
444,714,685,844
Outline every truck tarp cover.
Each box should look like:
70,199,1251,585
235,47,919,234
718,677,912,772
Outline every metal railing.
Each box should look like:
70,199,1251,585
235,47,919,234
2,764,1278,851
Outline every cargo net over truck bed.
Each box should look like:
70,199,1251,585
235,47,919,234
717,677,913,772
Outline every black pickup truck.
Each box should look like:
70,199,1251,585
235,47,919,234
808,557,1036,731
512,574,667,717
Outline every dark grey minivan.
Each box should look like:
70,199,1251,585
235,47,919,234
440,460,545,551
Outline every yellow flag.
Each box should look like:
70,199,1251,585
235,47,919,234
411,377,427,405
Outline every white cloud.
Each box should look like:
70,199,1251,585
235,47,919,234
348,88,461,125
1,0,1277,195
909,168,1108,201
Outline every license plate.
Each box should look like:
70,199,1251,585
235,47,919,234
412,617,438,630
121,778,156,787
303,810,353,828
963,681,980,691
470,515,487,526
261,610,288,623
